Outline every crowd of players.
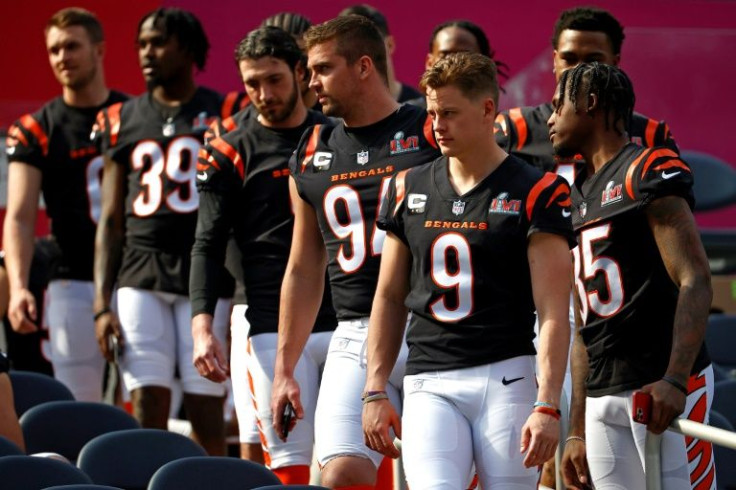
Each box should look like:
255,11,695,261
2,3,716,490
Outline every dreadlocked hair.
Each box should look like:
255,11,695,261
428,20,509,84
138,8,209,71
558,62,634,135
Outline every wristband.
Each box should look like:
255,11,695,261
93,307,111,321
565,436,586,445
662,375,688,395
362,393,389,405
533,401,561,414
534,406,561,420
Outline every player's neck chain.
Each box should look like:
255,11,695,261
151,96,183,137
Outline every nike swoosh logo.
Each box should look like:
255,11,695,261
196,172,208,181
562,209,571,218
502,376,525,386
662,170,681,179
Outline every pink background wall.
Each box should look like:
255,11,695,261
3,0,735,229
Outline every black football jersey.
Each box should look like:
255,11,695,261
5,91,128,281
494,103,679,180
97,87,225,294
192,111,336,335
379,156,576,374
571,143,710,396
290,104,441,320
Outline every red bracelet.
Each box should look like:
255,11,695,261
534,406,561,420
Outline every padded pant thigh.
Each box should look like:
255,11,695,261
47,280,105,402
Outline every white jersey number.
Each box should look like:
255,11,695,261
130,136,201,217
324,179,391,273
430,232,473,322
572,223,625,319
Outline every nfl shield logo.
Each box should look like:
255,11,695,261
452,200,465,216
356,150,369,165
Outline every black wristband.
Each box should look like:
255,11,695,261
662,375,688,395
93,307,111,321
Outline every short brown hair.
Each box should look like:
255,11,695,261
46,7,104,43
420,52,499,107
304,15,388,84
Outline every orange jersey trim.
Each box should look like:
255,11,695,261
106,102,123,147
526,172,558,221
494,113,507,136
209,137,243,179
7,124,28,148
20,115,49,156
508,108,528,150
423,113,438,149
644,119,658,147
221,91,239,119
547,182,572,208
393,169,410,216
300,125,321,173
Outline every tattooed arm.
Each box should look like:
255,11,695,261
641,195,712,434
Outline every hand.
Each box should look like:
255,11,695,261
520,411,560,468
561,436,591,490
8,288,38,333
271,372,304,441
191,314,229,383
362,398,401,459
640,378,687,434
94,310,124,363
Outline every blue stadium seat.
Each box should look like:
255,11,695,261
0,434,24,456
705,315,736,378
147,456,281,489
20,400,139,462
77,429,207,490
0,455,92,490
8,370,74,416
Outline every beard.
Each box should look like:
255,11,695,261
258,79,299,124
60,55,98,90
552,140,579,159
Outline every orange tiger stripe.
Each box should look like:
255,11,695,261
8,124,28,147
423,113,438,149
644,119,658,147
209,137,243,179
547,182,571,208
300,125,321,173
20,115,48,156
653,159,691,172
221,91,239,119
106,102,123,147
625,148,653,200
393,169,411,216
640,148,680,178
526,172,557,221
508,108,528,150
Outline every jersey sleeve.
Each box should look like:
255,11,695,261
525,172,576,248
288,123,326,203
626,147,694,209
5,113,48,168
642,118,679,154
493,111,512,152
190,135,242,316
376,169,411,245
95,102,124,160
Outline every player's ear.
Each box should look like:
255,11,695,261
484,96,496,119
357,54,374,80
385,35,396,56
587,93,599,115
95,40,106,60
425,53,435,70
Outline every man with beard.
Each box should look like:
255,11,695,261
4,7,127,401
191,26,335,484
94,7,230,454
271,15,441,488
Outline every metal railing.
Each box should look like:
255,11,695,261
644,417,736,490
